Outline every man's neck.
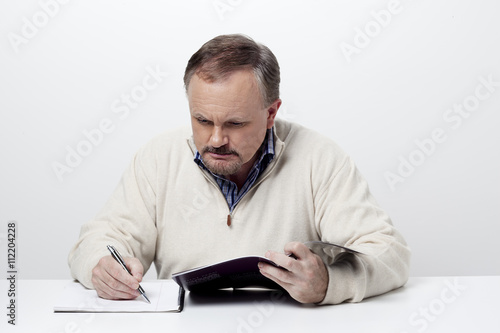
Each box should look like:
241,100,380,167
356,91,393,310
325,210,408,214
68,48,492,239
227,151,260,190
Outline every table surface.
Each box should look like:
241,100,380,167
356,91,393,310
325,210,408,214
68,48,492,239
2,276,499,333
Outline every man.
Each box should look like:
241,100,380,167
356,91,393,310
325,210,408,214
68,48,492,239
69,34,410,305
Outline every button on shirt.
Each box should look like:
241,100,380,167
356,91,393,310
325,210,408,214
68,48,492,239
194,128,275,213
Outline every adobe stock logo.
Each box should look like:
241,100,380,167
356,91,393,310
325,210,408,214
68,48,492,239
236,290,287,333
212,0,244,21
384,74,499,191
51,65,168,182
7,0,72,53
401,278,467,333
339,0,409,63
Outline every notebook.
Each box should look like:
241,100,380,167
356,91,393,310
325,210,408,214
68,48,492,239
54,280,184,313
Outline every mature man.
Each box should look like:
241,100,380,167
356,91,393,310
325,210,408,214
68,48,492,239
69,34,410,305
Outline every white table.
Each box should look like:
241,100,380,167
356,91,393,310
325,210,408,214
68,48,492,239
2,276,499,333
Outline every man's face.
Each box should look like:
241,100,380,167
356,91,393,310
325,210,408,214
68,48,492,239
187,70,279,178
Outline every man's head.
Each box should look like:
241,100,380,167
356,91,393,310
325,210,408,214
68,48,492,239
184,34,281,179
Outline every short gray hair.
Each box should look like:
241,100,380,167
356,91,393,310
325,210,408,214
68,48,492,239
183,34,280,107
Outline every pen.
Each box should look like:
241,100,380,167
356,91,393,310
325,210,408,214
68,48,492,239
107,245,151,304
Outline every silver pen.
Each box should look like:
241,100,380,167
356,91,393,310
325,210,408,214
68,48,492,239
107,245,151,304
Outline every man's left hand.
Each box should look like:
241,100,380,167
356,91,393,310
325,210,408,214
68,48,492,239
258,241,328,304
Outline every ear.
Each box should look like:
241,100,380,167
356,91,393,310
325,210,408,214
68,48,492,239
266,98,282,129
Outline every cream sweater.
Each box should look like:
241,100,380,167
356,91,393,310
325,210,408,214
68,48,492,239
68,119,410,305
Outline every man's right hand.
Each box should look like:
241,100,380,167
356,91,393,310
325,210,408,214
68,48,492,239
91,255,144,300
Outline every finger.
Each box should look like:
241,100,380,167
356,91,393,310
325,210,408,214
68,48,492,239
104,267,140,293
92,256,140,299
258,261,294,286
283,242,312,260
103,256,140,289
265,250,298,272
124,257,144,282
93,270,139,299
93,273,140,300
94,274,140,300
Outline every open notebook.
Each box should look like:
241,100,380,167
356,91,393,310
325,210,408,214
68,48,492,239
54,280,184,313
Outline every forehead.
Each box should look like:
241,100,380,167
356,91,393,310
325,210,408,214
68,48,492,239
187,70,263,114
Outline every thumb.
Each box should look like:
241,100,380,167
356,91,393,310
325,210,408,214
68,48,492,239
124,257,144,282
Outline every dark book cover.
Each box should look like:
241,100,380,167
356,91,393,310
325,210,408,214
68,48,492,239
171,241,362,292
172,256,282,292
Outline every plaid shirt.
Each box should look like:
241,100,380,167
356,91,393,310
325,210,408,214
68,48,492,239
194,128,275,213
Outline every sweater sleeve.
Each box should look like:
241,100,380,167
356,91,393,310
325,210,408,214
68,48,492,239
313,156,411,305
67,144,158,289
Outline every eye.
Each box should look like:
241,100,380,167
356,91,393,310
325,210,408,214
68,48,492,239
196,117,209,125
229,122,244,127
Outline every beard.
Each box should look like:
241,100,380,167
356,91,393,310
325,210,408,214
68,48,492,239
201,146,243,176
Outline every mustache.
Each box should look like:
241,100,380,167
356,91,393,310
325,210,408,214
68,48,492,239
203,146,239,157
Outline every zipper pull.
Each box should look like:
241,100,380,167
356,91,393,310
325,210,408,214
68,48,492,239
227,214,231,227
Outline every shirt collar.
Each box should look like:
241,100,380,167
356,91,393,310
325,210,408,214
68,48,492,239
194,127,275,178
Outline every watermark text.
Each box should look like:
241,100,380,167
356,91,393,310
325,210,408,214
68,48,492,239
385,74,499,191
6,221,18,325
8,0,72,53
51,65,168,182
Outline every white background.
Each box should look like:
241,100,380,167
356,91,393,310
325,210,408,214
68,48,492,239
1,0,499,280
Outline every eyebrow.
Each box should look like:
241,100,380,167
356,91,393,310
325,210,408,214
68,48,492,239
191,112,206,119
191,112,249,123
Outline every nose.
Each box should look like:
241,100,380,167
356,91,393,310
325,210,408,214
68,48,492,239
210,126,228,148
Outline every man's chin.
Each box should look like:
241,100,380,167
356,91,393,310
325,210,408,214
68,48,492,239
205,160,242,176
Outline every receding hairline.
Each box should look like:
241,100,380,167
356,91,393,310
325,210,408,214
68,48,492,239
186,69,266,107
184,34,280,107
